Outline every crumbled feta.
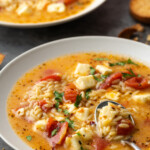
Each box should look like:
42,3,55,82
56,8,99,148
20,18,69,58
47,3,65,13
36,0,48,10
105,91,120,101
33,119,48,132
76,126,93,140
132,93,150,103
96,65,112,75
75,107,90,121
16,3,31,15
63,103,76,113
65,134,81,150
74,63,91,76
75,75,96,90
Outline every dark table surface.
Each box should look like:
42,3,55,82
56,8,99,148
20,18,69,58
0,0,150,149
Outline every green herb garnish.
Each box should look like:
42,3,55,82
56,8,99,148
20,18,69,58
74,94,82,107
94,58,109,61
93,75,101,82
122,68,137,78
54,91,64,102
76,132,81,136
93,74,109,82
109,58,138,67
51,128,59,137
85,89,91,100
55,102,59,109
55,102,62,112
109,62,126,66
65,118,74,128
63,109,70,115
59,121,65,123
127,58,138,65
80,146,88,150
26,135,32,141
90,67,96,75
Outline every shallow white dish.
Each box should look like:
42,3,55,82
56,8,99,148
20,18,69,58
0,0,105,28
0,36,150,150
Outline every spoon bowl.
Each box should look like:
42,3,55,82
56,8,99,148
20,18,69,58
95,100,141,150
95,100,135,125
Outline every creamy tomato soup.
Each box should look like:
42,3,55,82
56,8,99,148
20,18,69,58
0,0,92,24
7,53,150,150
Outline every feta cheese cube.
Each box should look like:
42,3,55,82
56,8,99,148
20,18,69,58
96,65,112,75
47,3,65,13
63,103,76,113
68,134,81,150
75,75,96,90
132,93,150,103
55,116,65,121
16,3,31,15
75,107,90,121
33,119,48,132
76,126,93,140
74,63,91,76
105,91,120,101
36,0,48,10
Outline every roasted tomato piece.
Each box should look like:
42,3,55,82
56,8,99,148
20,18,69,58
40,69,61,81
125,77,149,89
46,117,59,137
40,74,61,81
64,83,78,102
63,0,76,5
92,136,109,150
117,119,134,135
38,100,51,113
49,122,68,146
99,72,122,89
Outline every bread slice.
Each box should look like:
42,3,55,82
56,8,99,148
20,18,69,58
130,0,150,24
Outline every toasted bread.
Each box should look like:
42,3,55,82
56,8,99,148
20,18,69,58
130,0,150,24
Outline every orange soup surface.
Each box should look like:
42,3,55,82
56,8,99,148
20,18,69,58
7,53,150,150
0,0,92,23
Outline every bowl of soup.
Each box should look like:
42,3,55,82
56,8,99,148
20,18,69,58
0,0,105,28
1,36,150,150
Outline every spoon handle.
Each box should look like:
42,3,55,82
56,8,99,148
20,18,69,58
123,140,141,150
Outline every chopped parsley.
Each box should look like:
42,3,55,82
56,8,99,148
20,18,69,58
109,58,138,67
85,89,91,100
51,128,59,137
59,120,65,123
26,135,32,141
80,146,88,150
74,94,82,107
127,58,138,65
122,68,137,78
55,102,59,109
54,91,64,102
65,118,74,128
76,132,81,136
55,102,62,112
63,109,70,115
90,67,96,75
93,74,109,82
109,62,126,66
94,58,109,61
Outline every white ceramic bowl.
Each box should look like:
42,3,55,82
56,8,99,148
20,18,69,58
0,36,150,150
0,0,105,28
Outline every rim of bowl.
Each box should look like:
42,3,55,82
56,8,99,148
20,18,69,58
1,36,150,150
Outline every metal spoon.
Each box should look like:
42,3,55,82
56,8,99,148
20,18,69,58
95,100,141,150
